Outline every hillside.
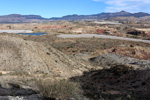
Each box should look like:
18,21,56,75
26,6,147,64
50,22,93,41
0,35,89,78
0,14,48,23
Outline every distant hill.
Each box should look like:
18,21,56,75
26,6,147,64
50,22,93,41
50,11,150,21
0,14,46,19
0,14,48,23
0,11,150,23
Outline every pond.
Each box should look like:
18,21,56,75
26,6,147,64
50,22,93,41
17,32,47,36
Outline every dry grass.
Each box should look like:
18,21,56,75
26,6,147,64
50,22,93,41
36,79,82,100
0,72,2,76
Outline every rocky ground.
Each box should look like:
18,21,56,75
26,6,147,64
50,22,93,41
90,54,150,69
71,65,150,100
0,95,42,100
1,21,149,39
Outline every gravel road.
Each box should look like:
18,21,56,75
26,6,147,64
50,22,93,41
57,34,150,44
0,30,33,33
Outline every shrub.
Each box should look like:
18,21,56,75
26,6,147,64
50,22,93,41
36,79,81,100
0,72,2,76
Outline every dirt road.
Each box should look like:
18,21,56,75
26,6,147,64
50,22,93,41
0,30,33,33
57,34,150,44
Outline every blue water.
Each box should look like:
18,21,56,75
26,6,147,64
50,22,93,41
17,32,47,36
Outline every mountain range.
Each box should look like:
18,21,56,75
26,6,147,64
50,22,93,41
0,11,150,23
50,11,150,21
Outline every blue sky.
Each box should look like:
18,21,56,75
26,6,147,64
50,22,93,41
0,0,149,18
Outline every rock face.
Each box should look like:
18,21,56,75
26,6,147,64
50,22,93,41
0,35,88,77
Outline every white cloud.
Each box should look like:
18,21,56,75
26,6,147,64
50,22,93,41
93,0,150,13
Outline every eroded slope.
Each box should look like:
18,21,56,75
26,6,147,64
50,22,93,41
0,35,89,78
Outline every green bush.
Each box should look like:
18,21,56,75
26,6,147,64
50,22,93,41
36,79,81,100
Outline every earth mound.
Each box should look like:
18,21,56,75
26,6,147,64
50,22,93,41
0,35,88,78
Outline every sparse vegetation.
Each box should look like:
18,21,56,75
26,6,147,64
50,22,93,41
0,13,150,100
0,72,2,76
36,79,82,100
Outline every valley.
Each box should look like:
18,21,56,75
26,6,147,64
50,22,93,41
0,11,150,100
